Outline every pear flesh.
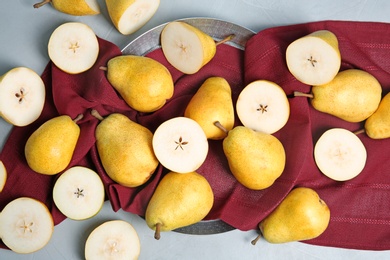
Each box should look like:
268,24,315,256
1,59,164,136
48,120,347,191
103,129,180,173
286,30,341,85
311,69,382,123
94,112,159,187
236,80,290,134
222,126,286,190
145,171,214,240
105,0,160,35
25,115,82,175
85,220,141,259
105,55,174,113
314,128,367,181
0,67,46,127
34,0,100,16
48,22,99,74
52,166,105,220
257,187,330,244
0,197,54,254
365,92,390,139
161,21,217,74
184,77,234,140
0,160,7,192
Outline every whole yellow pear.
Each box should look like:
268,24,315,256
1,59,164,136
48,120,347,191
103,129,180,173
34,0,100,15
94,111,158,187
25,115,82,175
365,92,390,139
145,171,214,240
222,126,286,190
105,55,174,113
254,187,330,244
310,69,382,122
184,77,234,140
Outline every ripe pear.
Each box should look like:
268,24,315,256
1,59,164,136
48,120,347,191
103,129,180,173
145,171,214,240
33,0,100,16
364,92,390,139
286,30,341,85
295,69,382,122
102,55,174,113
92,110,158,187
105,0,160,35
25,114,83,175
184,77,234,140
252,187,330,244
220,125,286,190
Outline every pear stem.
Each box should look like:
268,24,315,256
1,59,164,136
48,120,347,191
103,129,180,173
33,0,51,8
293,91,314,99
215,34,236,46
90,109,104,121
354,128,366,135
154,223,161,240
214,121,228,134
99,66,108,71
251,234,262,245
73,114,84,124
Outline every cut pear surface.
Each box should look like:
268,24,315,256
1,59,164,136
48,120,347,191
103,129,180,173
0,67,45,127
53,166,105,220
0,197,54,254
106,0,160,35
161,21,216,74
0,160,6,192
286,30,341,85
85,220,141,260
48,22,99,74
152,117,209,173
314,128,367,181
236,80,290,134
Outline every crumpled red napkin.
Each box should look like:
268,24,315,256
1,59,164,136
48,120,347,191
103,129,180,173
1,20,390,251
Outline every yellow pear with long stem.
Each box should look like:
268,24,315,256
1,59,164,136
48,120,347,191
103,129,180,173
33,0,100,15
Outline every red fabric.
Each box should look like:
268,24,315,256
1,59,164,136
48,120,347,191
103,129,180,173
1,20,390,251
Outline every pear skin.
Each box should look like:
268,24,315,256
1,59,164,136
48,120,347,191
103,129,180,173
34,0,100,16
184,77,234,140
222,126,286,190
105,55,174,113
256,187,330,244
94,111,158,187
25,115,82,175
365,92,390,139
145,171,214,239
311,69,382,122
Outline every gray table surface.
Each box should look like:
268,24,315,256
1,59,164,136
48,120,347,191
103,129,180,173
1,1,390,259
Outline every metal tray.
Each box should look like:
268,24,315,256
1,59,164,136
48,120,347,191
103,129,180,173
122,18,255,235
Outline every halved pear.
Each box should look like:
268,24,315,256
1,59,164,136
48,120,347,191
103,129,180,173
286,30,341,85
0,161,6,192
0,67,45,127
314,128,367,181
152,117,209,173
34,0,100,16
53,166,105,220
236,80,290,134
85,220,141,260
161,21,219,74
0,197,54,254
105,0,160,35
48,22,99,74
